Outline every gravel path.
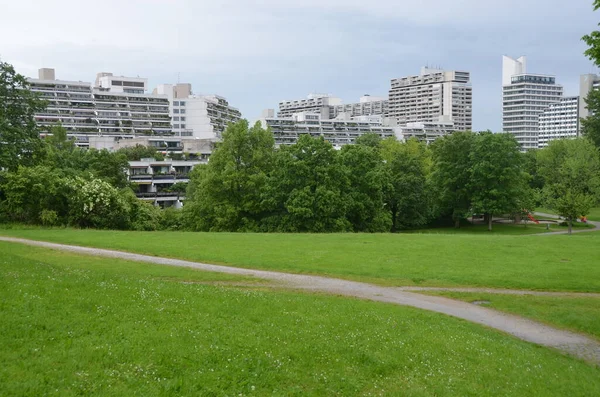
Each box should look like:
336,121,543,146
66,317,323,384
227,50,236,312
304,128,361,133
397,286,600,297
532,212,600,235
2,236,599,365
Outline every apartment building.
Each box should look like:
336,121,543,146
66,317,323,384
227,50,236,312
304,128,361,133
502,56,563,150
332,95,389,118
153,84,242,139
28,68,172,146
538,96,579,148
277,94,342,119
579,73,600,123
399,121,457,145
261,109,399,147
388,68,472,132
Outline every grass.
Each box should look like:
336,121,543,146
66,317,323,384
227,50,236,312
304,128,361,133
537,207,600,222
422,291,600,341
2,241,600,396
408,222,590,235
2,228,600,292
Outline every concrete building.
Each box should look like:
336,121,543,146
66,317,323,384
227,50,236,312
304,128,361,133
28,68,172,146
502,56,563,150
579,73,600,122
399,121,457,145
388,68,472,132
153,84,241,139
277,94,343,119
261,110,399,147
332,95,389,118
538,96,580,148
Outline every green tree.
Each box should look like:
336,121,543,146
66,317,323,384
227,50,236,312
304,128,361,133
354,133,382,148
430,132,476,228
339,144,391,232
118,144,164,161
380,138,432,232
581,1,600,147
262,135,350,232
537,138,600,234
0,61,46,170
184,120,275,231
469,133,531,231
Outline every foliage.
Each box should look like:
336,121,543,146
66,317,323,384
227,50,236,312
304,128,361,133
537,138,600,233
117,144,165,161
0,61,46,170
469,133,531,231
184,120,275,231
580,89,600,148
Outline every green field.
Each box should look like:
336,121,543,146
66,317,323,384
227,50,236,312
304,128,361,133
2,228,600,292
409,222,591,235
424,291,600,340
1,241,600,396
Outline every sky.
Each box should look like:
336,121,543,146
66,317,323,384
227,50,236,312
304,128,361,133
0,0,598,131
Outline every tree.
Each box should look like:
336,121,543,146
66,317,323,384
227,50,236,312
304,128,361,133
184,120,275,231
581,1,600,147
117,144,164,161
262,135,350,232
537,138,600,234
0,61,46,170
430,132,476,228
380,138,432,231
469,133,531,231
339,144,391,232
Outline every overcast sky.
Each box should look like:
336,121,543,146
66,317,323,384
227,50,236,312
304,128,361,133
1,0,598,130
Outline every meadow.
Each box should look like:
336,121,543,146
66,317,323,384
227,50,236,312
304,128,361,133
2,228,600,292
2,241,600,396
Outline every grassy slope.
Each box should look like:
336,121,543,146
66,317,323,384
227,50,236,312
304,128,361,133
2,228,600,291
409,222,590,235
422,291,600,341
1,241,600,396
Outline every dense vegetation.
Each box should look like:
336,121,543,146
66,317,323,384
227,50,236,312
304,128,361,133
1,54,600,232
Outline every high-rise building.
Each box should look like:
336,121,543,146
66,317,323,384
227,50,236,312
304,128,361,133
28,68,172,146
153,84,241,139
502,56,563,150
388,68,472,132
579,73,600,123
332,95,389,118
538,96,580,148
277,94,343,119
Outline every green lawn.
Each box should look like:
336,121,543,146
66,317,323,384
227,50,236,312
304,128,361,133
2,228,600,292
1,241,600,396
423,291,600,341
408,222,590,235
537,207,600,222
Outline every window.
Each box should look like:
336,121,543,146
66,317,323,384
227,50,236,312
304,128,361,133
180,117,186,121
173,109,179,114
173,124,180,129
173,101,179,106
179,101,186,106
173,116,179,121
180,109,186,114
180,124,186,129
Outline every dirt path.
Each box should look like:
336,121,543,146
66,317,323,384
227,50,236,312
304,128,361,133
2,236,599,365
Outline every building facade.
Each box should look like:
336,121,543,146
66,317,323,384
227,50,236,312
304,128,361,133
399,121,456,145
332,95,389,118
28,68,172,147
153,84,241,139
502,56,563,150
579,73,600,124
537,96,580,148
261,111,399,147
277,94,343,119
388,68,472,132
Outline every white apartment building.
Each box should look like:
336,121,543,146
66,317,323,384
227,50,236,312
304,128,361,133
277,94,343,119
153,84,241,139
388,68,472,132
28,68,172,146
332,95,389,118
538,96,579,148
261,110,399,147
400,122,457,145
502,56,563,150
579,73,600,122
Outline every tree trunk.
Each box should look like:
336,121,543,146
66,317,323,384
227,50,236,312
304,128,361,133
568,218,573,235
488,214,493,231
454,219,460,229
